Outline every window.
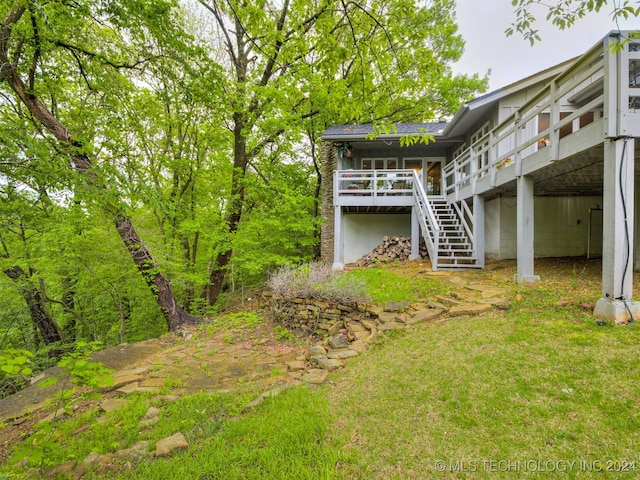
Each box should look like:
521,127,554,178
404,158,423,172
537,112,573,148
361,158,399,170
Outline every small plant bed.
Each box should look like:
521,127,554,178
267,262,374,339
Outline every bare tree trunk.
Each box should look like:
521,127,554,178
203,111,247,305
3,266,63,348
60,274,77,341
0,6,198,332
309,133,322,259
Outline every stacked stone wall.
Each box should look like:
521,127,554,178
270,296,376,336
320,140,338,263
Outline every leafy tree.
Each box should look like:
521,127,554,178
0,0,486,361
0,1,203,332
507,0,640,44
196,0,487,305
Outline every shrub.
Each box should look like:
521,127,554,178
267,261,370,304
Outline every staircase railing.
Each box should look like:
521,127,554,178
452,200,474,247
412,170,440,270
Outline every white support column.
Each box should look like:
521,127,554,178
473,195,485,268
594,137,640,324
332,206,344,270
410,207,420,260
514,175,540,284
634,179,640,271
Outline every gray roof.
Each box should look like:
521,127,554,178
322,122,447,140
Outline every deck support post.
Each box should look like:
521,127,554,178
410,207,420,260
332,206,344,270
595,137,640,324
514,175,540,284
473,195,485,268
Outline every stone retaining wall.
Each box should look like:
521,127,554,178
270,295,377,336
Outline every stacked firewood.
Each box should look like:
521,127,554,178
355,236,428,266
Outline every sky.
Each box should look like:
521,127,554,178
453,0,637,91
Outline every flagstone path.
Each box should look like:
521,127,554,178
0,267,513,476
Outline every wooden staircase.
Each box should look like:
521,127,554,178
428,199,480,269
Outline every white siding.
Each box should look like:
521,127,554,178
343,213,411,263
484,196,602,260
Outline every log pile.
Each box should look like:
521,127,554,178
356,236,428,266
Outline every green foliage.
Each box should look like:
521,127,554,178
344,266,449,304
0,349,33,398
0,0,489,392
0,348,33,377
8,342,114,473
195,311,264,344
56,342,115,392
507,0,640,46
273,325,294,340
216,312,263,330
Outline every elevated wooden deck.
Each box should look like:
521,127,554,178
445,35,640,203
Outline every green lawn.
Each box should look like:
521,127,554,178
5,261,640,479
329,310,640,479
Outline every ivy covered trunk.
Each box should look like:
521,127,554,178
3,266,64,347
115,215,198,331
0,5,196,333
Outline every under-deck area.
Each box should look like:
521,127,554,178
322,31,640,323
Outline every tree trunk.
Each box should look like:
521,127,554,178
115,215,198,330
309,134,322,259
0,6,197,332
203,111,248,305
60,275,77,341
3,266,64,348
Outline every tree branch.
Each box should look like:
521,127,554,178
28,3,40,91
54,40,152,70
198,0,238,66
0,5,27,81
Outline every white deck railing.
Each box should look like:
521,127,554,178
412,170,441,270
334,169,417,207
334,169,415,197
443,37,616,200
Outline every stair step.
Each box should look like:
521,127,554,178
424,198,479,270
437,256,478,263
437,264,483,270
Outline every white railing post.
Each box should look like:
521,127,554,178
412,170,440,270
470,146,477,195
514,113,523,176
549,79,560,161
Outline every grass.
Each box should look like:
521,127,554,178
112,388,344,480
3,387,344,479
329,281,640,478
345,263,450,304
4,258,640,479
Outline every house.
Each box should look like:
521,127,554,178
320,31,640,324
